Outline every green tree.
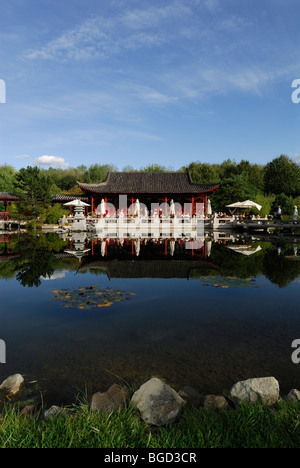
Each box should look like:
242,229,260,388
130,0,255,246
187,162,220,184
141,164,171,172
271,193,294,216
264,155,300,197
0,164,16,192
254,192,276,217
218,159,239,179
14,166,52,216
211,173,258,212
87,164,116,183
237,160,264,191
122,165,138,172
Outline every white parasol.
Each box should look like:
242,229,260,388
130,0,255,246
207,199,212,215
134,199,140,217
100,199,106,216
226,200,262,211
227,245,262,255
170,199,175,216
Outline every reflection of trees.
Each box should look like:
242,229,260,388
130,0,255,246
1,234,299,288
262,249,300,288
210,241,300,288
0,233,70,288
210,242,266,279
16,245,55,287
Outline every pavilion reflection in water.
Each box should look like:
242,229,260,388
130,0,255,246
59,230,219,279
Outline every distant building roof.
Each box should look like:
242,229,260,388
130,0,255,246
0,192,90,203
0,192,21,201
77,171,220,195
51,194,89,202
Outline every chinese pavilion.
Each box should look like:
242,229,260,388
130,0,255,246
77,171,220,216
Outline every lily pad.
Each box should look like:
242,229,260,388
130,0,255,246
198,275,261,288
52,285,136,310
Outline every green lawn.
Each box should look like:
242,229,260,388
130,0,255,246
0,399,299,448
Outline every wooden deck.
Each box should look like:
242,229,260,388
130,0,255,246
232,218,298,232
203,216,298,232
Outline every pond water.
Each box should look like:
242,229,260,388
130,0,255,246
0,231,299,406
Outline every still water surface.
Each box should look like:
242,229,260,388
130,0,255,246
0,232,299,405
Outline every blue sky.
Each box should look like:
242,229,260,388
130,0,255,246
1,0,300,171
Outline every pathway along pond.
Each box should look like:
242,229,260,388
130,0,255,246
0,231,299,406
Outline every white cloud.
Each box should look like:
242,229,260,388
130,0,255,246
23,3,197,62
34,155,69,168
42,270,67,280
15,154,30,159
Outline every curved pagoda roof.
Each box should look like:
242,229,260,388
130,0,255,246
77,171,220,195
0,192,21,201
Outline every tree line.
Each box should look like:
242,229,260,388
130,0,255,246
0,154,299,219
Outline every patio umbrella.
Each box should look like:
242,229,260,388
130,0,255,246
169,199,175,216
134,199,140,217
226,200,262,211
207,199,212,215
100,199,106,216
227,245,262,256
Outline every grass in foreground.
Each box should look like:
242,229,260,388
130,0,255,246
0,399,299,448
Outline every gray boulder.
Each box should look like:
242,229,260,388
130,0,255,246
204,394,229,409
179,385,202,408
0,374,24,398
131,377,185,426
229,377,279,406
90,383,130,413
286,389,300,402
44,405,70,419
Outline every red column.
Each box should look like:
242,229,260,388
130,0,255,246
91,197,94,213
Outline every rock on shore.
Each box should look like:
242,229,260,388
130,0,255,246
229,377,280,406
0,374,24,398
1,373,300,426
131,377,185,426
